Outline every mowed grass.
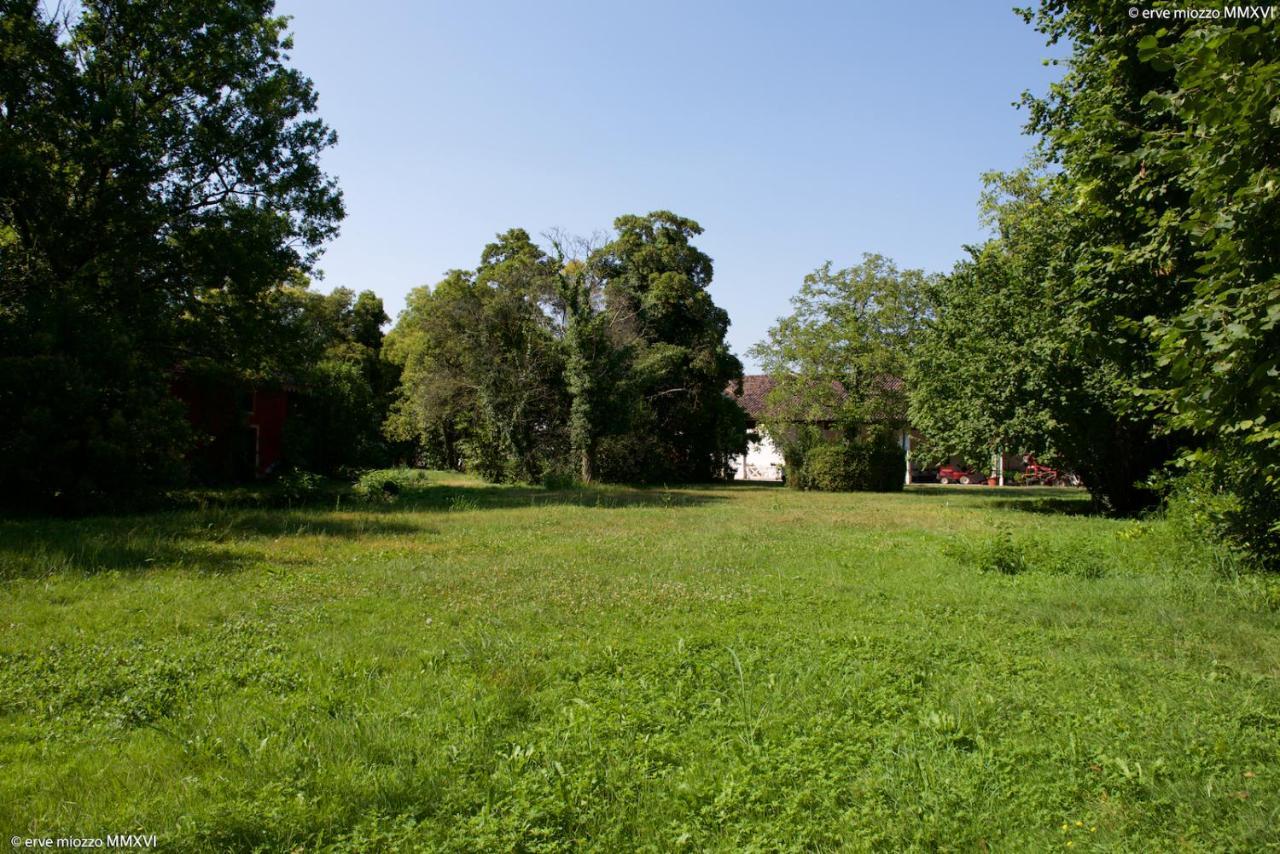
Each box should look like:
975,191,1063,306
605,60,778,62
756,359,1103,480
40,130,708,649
2,473,1278,851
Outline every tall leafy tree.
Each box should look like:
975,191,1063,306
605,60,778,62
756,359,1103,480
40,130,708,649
548,233,622,483
470,230,567,481
0,0,342,510
597,211,745,481
1018,1,1278,551
751,253,932,469
1012,2,1193,514
274,286,395,474
909,167,1182,510
385,230,566,482
383,271,479,471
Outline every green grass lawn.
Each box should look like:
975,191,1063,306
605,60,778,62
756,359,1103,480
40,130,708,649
2,473,1278,851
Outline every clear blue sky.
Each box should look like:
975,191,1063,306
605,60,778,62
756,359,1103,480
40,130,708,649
275,0,1065,370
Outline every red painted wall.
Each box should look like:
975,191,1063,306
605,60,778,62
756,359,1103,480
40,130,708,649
172,374,289,481
250,389,288,475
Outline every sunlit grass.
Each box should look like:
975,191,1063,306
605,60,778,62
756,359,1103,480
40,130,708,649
2,473,1277,850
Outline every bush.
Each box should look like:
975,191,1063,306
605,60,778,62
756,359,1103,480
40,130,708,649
352,473,400,504
1164,461,1279,573
277,469,324,503
352,468,432,502
801,445,856,491
797,437,905,493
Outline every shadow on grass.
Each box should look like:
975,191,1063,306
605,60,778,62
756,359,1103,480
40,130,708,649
905,484,1095,516
380,482,726,512
0,511,423,580
169,476,728,515
0,482,724,579
987,497,1096,517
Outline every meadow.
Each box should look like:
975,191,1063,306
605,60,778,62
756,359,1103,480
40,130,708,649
2,472,1278,851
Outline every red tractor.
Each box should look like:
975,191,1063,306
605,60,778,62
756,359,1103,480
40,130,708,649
937,465,979,485
1021,457,1080,486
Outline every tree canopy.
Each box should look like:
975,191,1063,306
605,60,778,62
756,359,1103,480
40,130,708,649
754,254,931,420
0,0,343,510
385,213,745,484
749,254,931,477
907,1,1278,561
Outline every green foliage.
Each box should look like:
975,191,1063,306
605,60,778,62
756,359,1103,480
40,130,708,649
1131,17,1280,565
750,254,931,439
909,167,1178,515
0,0,342,511
908,171,1062,469
3,480,1278,847
275,469,323,503
598,211,747,482
968,526,1030,576
349,467,438,504
1164,462,1279,572
548,234,618,483
276,286,397,475
539,469,582,491
748,254,927,499
385,215,744,485
796,435,905,493
953,525,1110,581
1009,1,1280,558
384,230,568,483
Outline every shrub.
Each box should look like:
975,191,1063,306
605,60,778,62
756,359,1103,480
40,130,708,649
1165,457,1280,573
277,469,324,503
352,472,401,504
802,445,858,492
797,436,906,493
352,468,435,502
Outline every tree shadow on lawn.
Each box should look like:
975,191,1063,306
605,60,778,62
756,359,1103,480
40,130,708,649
905,484,1095,516
0,511,423,580
0,484,725,579
366,481,728,513
172,476,729,514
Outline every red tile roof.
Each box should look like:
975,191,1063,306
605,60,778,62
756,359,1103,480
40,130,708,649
726,375,777,419
725,374,905,423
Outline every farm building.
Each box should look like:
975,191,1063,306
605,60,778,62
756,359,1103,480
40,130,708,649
724,374,919,483
726,375,788,481
171,371,290,482
725,374,1058,486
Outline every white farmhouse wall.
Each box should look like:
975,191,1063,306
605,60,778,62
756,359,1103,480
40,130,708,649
732,432,785,481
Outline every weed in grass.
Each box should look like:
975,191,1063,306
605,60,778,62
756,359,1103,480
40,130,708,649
446,494,479,512
962,525,1029,575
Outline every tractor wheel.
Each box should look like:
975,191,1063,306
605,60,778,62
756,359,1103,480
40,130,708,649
959,475,972,485
939,476,951,484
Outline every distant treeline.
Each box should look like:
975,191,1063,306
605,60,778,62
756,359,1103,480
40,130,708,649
0,1,743,510
382,215,745,485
